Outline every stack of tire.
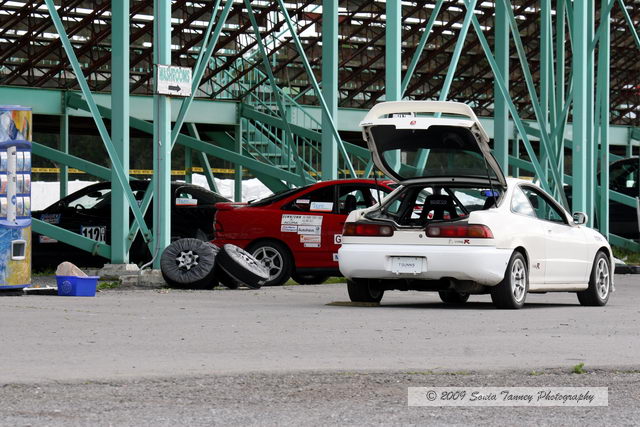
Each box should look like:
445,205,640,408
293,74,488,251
160,239,269,290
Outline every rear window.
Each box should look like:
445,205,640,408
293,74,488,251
248,186,308,207
370,125,500,181
366,184,501,227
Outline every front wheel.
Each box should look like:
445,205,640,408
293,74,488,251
247,241,293,286
347,279,384,303
577,251,611,306
491,251,528,309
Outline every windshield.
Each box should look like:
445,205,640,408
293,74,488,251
370,125,501,182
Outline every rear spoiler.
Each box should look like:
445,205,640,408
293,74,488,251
360,101,489,143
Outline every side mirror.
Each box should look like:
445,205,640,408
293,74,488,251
572,212,588,225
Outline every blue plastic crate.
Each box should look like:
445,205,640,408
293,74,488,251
56,275,99,297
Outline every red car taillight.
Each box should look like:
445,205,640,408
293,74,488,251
343,222,394,237
426,224,494,238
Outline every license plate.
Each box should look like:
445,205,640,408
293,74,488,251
390,256,425,275
81,225,106,243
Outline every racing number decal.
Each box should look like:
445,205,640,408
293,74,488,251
334,234,342,244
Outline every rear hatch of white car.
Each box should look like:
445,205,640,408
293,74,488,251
360,101,506,188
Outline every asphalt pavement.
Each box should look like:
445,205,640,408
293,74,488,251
1,274,639,425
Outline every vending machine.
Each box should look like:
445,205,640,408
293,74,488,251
0,106,31,290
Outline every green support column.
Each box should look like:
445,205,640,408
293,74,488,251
321,0,338,180
235,116,243,202
598,0,611,238
111,0,130,264
585,0,595,225
385,0,401,169
571,0,588,215
512,135,520,178
152,0,172,268
493,0,509,172
540,0,551,178
59,92,69,198
555,0,566,178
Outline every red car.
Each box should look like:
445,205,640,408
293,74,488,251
212,179,394,285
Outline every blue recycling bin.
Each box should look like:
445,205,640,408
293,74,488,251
0,106,32,290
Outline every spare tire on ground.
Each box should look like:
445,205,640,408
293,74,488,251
216,244,269,289
160,238,219,289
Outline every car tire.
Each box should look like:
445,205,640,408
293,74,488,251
160,238,218,289
215,263,239,289
247,240,293,286
577,251,611,306
291,273,330,285
347,279,384,303
491,251,528,309
216,244,269,289
438,291,470,305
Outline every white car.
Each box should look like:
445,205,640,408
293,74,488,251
338,101,614,309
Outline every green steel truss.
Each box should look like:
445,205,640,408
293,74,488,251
4,1,640,262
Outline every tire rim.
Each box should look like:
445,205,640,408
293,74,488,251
176,250,199,271
511,258,526,303
595,257,610,300
252,246,283,280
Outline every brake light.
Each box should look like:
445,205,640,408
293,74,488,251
343,222,394,237
426,224,493,238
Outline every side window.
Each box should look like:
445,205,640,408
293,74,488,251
284,186,335,213
511,186,536,217
67,188,111,210
610,161,638,194
520,186,566,224
338,185,390,214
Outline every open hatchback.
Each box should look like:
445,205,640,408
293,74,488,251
361,100,506,188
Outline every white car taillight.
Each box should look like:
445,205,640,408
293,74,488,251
426,224,494,238
343,222,394,237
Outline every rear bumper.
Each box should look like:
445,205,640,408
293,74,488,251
338,243,512,286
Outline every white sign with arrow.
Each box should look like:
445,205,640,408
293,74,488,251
155,65,192,97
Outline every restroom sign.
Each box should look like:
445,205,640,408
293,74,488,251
155,65,192,97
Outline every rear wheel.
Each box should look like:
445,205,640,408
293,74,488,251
247,241,293,286
438,291,470,305
577,251,611,306
491,251,528,309
291,273,330,285
347,279,384,303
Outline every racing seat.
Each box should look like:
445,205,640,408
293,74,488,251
421,194,459,221
343,194,357,214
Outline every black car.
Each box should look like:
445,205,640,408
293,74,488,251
609,156,639,239
32,181,229,268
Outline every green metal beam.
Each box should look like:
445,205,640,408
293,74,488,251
572,0,589,215
466,2,553,196
59,92,69,198
275,0,356,178
617,0,640,49
152,0,172,268
321,0,338,180
401,0,444,96
186,123,217,191
244,0,305,183
33,142,112,181
32,218,111,259
493,0,509,173
235,114,243,202
44,0,153,244
597,0,611,238
111,0,130,264
170,0,233,147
